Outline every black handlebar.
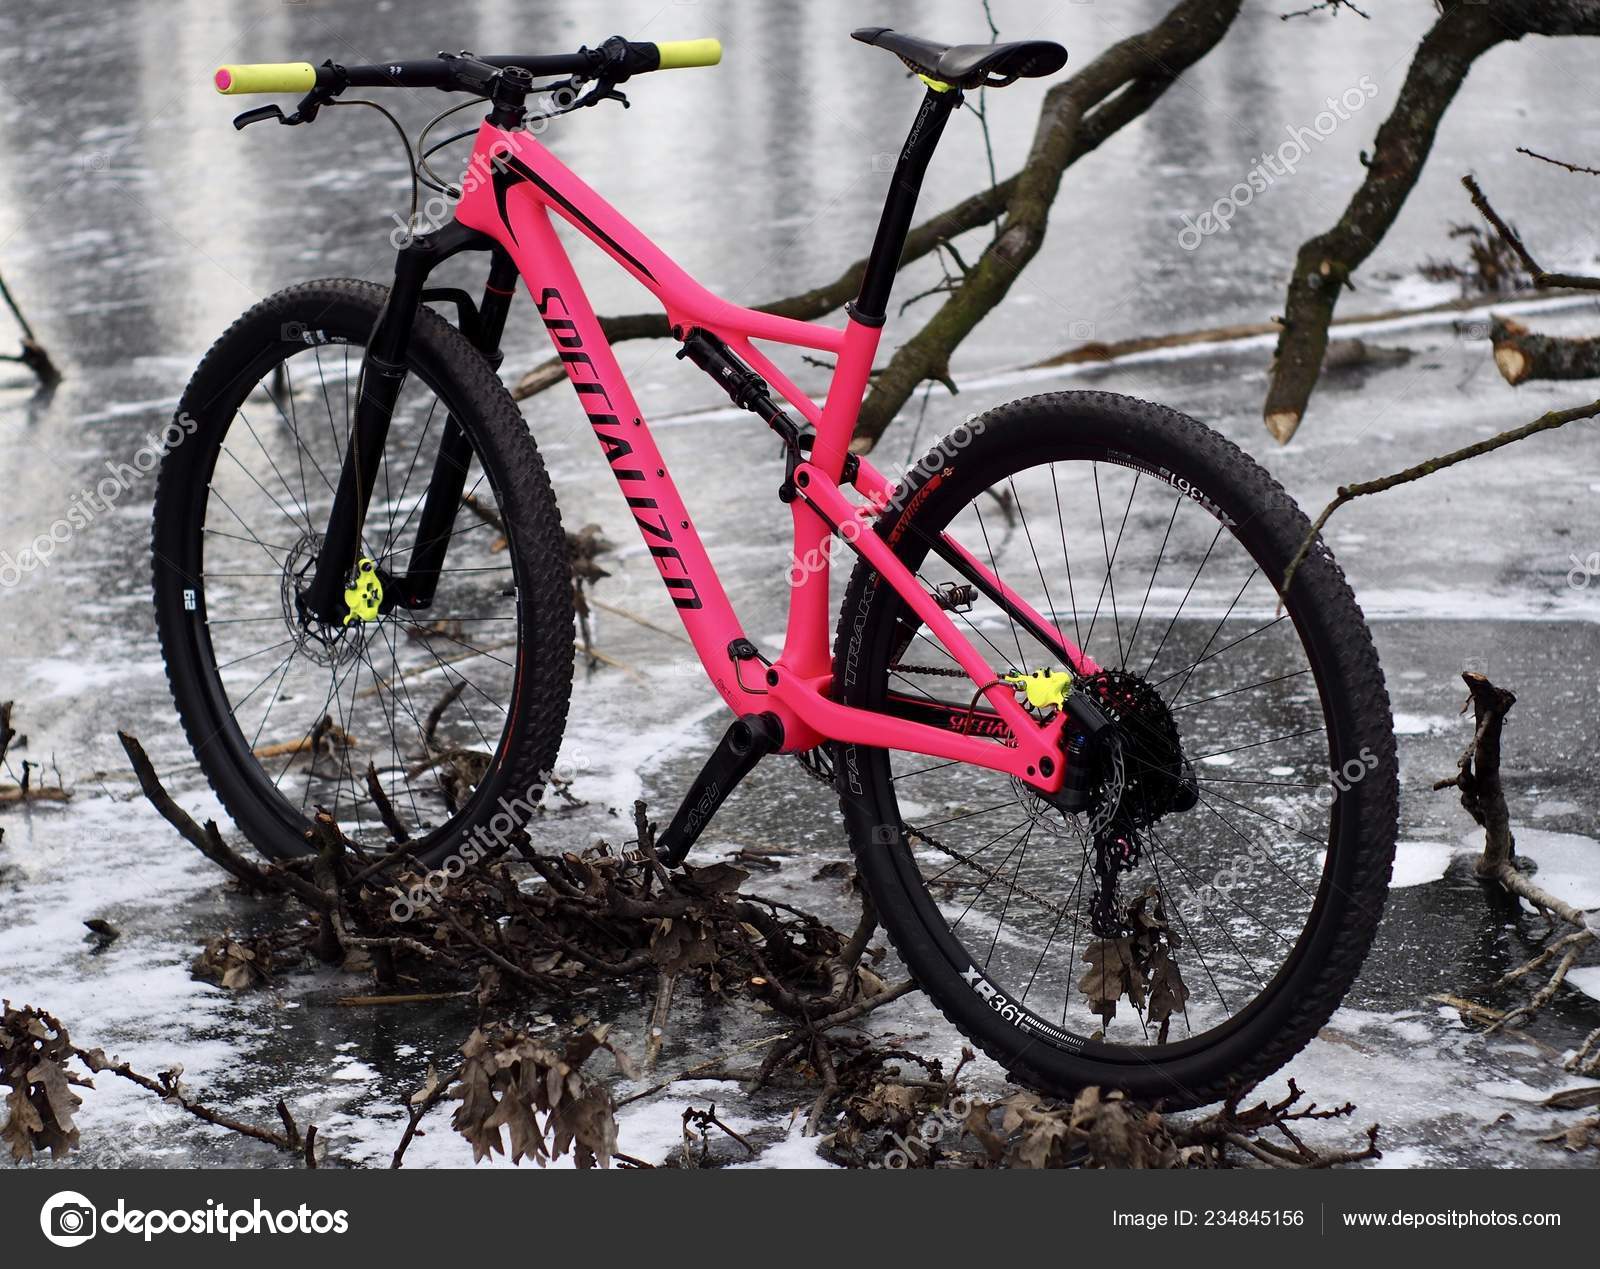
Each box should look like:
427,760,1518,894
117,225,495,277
311,36,666,94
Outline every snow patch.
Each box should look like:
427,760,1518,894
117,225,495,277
1389,841,1457,889
730,1116,839,1169
1498,828,1600,912
1392,713,1451,736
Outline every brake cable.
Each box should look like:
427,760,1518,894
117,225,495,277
318,98,421,231
416,95,489,197
414,73,596,198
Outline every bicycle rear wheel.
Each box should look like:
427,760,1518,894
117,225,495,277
834,391,1396,1105
154,279,573,868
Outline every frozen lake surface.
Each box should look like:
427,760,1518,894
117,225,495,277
2,0,1598,1167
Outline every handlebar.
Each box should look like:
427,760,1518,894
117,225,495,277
214,38,721,97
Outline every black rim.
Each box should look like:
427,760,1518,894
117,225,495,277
164,318,527,852
858,437,1367,1063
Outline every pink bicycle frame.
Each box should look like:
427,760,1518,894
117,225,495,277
452,121,1097,794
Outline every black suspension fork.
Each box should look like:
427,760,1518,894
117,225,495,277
397,246,520,610
300,221,497,623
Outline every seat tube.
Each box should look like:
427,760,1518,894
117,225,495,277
784,86,958,676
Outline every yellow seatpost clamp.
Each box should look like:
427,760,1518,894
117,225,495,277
1004,668,1073,710
343,557,383,625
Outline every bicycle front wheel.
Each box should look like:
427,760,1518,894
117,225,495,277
154,279,573,868
834,391,1396,1105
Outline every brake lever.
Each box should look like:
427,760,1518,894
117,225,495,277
536,74,628,123
233,105,287,130
573,77,629,111
233,78,339,130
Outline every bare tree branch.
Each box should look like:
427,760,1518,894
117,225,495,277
1517,145,1600,177
1262,0,1600,441
1280,396,1600,595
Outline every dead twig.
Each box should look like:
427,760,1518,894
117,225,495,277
0,267,60,386
118,730,331,911
1462,174,1600,293
1515,146,1600,179
1280,397,1600,598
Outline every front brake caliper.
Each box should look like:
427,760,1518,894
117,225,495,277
342,557,383,626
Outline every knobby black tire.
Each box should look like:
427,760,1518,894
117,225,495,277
832,391,1397,1106
154,279,573,869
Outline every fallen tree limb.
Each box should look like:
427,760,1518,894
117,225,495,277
77,1045,302,1154
1,1001,304,1163
1489,316,1600,384
1432,671,1597,1042
118,730,332,911
1433,673,1595,929
1033,287,1571,369
1262,0,1600,442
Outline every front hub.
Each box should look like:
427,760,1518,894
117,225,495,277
281,532,374,668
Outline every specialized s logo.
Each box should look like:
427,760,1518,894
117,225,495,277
885,469,949,547
490,152,656,282
535,288,701,611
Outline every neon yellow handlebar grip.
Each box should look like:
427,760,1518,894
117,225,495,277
214,63,318,95
655,39,722,70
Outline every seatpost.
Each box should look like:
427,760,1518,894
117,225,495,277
848,84,961,325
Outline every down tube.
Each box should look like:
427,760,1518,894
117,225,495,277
503,207,761,715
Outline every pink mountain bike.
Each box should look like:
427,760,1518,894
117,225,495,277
156,30,1396,1103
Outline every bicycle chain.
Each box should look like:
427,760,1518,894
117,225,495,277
904,823,1070,922
888,661,974,679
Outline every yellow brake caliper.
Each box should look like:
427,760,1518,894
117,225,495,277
342,557,383,626
1004,668,1073,710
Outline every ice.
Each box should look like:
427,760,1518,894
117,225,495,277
1388,841,1457,889
4,0,1598,1170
